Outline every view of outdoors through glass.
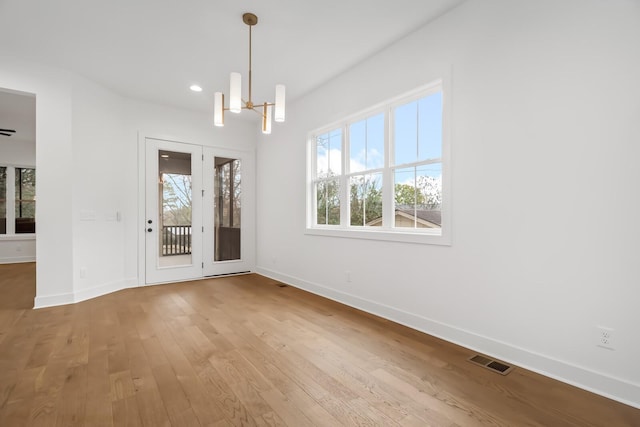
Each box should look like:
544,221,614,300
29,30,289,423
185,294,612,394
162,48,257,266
313,88,443,230
316,129,342,225
15,168,36,233
0,167,6,234
160,150,192,259
214,157,241,261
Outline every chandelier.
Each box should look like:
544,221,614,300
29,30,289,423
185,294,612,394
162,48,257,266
214,13,285,134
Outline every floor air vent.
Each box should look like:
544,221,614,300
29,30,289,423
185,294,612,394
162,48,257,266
468,354,514,375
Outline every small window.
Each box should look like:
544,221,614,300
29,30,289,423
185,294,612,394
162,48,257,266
15,168,36,234
0,166,36,235
307,80,449,245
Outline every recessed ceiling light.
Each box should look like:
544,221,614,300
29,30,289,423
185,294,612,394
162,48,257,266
190,84,203,92
160,154,169,158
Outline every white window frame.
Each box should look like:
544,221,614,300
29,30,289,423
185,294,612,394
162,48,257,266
306,78,451,245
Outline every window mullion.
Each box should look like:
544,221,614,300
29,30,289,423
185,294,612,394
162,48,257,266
383,108,393,229
340,125,349,227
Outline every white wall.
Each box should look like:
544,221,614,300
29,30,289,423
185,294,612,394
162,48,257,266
256,0,640,408
70,76,129,300
0,57,74,303
0,236,36,264
68,74,257,303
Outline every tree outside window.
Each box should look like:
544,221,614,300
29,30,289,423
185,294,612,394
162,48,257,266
15,168,36,234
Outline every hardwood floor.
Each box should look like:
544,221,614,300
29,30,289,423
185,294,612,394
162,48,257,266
1,263,638,426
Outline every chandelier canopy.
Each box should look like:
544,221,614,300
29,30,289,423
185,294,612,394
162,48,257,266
214,13,285,134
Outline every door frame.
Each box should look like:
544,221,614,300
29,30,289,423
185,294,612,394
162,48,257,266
137,132,256,286
202,145,255,277
144,138,203,284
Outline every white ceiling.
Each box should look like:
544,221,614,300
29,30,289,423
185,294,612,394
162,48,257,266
0,0,465,115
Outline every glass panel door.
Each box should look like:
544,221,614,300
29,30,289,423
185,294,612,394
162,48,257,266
145,139,202,284
203,147,254,276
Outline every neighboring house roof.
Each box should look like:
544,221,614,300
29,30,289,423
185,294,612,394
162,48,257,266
365,209,441,228
397,209,441,226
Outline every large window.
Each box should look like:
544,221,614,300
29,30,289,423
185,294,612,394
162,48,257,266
307,80,449,244
0,166,36,235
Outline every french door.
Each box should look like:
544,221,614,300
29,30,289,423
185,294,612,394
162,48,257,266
144,138,253,284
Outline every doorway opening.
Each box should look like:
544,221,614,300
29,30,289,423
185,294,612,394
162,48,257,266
143,138,254,285
0,88,37,308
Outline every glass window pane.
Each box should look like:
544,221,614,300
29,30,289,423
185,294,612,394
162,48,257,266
159,150,192,265
316,129,342,178
215,157,241,261
394,164,441,229
394,167,416,208
0,167,5,234
316,134,329,178
366,114,384,170
316,182,327,225
418,92,442,161
417,163,442,211
316,179,340,225
394,167,417,228
350,173,382,227
349,114,384,173
349,120,366,173
394,100,418,166
328,129,342,175
394,92,443,166
15,168,36,234
162,172,192,226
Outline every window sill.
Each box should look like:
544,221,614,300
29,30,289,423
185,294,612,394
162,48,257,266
305,227,450,246
0,234,36,241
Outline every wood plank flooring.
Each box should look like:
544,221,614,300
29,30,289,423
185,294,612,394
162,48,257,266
1,262,639,426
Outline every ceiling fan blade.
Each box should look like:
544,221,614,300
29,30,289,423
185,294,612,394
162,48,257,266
0,129,16,133
0,132,12,136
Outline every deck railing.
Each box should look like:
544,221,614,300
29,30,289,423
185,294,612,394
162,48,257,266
162,225,192,256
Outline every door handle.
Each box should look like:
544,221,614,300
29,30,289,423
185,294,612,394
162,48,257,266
147,228,153,232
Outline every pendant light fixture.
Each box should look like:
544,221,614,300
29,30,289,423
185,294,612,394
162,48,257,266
214,13,285,134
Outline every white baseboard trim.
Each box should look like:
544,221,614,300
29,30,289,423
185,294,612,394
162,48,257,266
73,277,136,304
123,277,139,288
0,255,36,264
255,266,640,410
34,276,138,309
34,292,75,308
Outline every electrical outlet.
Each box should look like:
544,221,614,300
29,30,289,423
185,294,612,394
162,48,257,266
596,326,615,350
80,267,87,279
345,271,352,282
